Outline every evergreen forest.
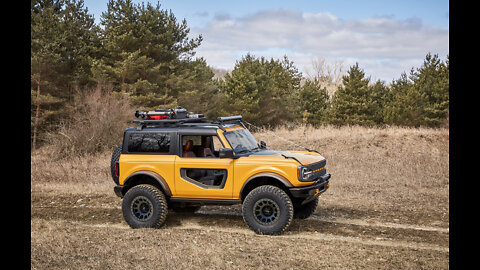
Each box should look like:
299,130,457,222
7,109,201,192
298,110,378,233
31,0,449,153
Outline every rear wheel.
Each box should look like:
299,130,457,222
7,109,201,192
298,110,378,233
122,184,168,229
242,185,293,235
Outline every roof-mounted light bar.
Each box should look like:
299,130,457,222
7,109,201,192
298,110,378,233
216,115,243,122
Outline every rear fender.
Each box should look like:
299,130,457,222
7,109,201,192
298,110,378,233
122,171,172,197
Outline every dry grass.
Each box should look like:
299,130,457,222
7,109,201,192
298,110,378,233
31,125,449,269
254,125,449,223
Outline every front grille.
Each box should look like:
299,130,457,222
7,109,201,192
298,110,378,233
307,159,326,171
306,159,326,179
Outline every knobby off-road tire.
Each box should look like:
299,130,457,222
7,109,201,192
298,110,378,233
110,144,122,185
122,184,168,229
293,196,319,219
242,185,294,235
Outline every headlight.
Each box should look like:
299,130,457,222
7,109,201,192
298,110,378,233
298,166,313,181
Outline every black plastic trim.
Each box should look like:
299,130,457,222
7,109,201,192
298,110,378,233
169,198,242,205
239,172,294,199
289,173,331,199
123,171,172,196
114,185,124,198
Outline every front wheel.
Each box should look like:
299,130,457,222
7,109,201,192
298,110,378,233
242,185,293,235
122,184,168,229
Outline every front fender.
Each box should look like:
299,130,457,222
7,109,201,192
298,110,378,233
238,171,294,200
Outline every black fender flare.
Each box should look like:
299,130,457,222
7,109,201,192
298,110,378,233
239,172,293,200
123,171,172,196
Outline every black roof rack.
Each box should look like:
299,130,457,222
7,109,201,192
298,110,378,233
133,114,245,131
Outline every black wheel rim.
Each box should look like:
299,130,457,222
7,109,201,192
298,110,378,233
253,198,280,225
131,196,153,221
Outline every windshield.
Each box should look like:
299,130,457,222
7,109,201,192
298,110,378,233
223,128,259,154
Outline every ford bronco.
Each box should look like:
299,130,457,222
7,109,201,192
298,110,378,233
110,107,331,235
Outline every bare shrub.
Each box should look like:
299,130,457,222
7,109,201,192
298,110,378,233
304,57,345,97
45,85,133,158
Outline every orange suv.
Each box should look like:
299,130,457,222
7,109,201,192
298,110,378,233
110,108,331,234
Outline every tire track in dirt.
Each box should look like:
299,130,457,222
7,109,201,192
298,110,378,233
308,216,449,233
196,206,449,234
33,203,448,234
31,195,449,253
179,215,449,252
82,218,448,253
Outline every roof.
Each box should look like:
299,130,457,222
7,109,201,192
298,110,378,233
129,115,246,132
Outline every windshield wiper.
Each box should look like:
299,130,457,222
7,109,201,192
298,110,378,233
235,147,259,154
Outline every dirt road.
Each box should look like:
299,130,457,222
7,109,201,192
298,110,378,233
31,190,448,269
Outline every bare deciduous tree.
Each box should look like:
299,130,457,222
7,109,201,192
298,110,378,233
304,57,345,97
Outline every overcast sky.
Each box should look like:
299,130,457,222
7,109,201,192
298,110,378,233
83,0,449,82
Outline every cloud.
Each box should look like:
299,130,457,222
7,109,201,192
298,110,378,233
193,11,209,17
190,8,449,81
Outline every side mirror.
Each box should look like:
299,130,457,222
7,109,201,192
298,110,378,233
259,140,267,149
219,148,234,158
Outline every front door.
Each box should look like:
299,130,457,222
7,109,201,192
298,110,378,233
174,133,234,199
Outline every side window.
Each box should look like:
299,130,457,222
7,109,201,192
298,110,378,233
127,132,171,153
212,136,223,151
181,135,223,158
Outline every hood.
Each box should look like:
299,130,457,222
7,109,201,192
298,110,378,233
250,149,325,166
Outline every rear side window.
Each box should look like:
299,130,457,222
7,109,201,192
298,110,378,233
127,132,171,153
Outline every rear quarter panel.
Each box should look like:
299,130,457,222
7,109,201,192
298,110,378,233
119,154,177,195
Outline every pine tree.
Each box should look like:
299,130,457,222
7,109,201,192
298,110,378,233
383,53,449,127
383,72,424,126
58,0,101,89
96,0,203,109
369,80,389,125
221,54,302,126
31,0,66,149
267,56,303,124
329,63,377,126
410,53,449,126
176,58,221,118
299,79,330,126
31,0,101,148
222,54,264,123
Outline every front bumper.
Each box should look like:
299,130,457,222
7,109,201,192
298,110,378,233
289,173,331,204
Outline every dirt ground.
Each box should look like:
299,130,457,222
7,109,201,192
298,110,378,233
31,126,449,269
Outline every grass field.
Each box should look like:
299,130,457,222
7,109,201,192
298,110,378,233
31,125,449,269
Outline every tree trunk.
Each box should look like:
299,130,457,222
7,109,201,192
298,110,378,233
164,66,169,105
33,73,41,150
